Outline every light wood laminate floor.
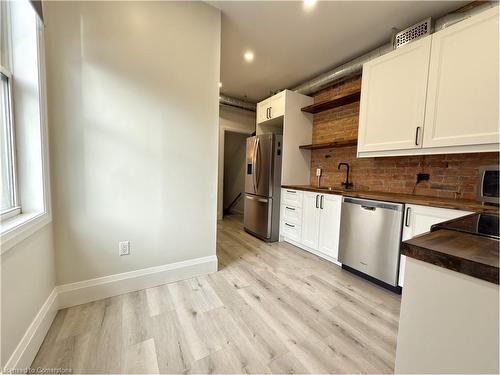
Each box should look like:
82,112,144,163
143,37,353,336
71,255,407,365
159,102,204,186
31,215,401,374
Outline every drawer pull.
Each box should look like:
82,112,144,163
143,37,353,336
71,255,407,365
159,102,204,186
286,190,296,193
286,206,295,211
285,223,295,228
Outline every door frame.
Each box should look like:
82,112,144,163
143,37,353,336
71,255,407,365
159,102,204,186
218,125,254,220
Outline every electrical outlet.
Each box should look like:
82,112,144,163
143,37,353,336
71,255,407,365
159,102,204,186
416,173,430,184
119,241,130,256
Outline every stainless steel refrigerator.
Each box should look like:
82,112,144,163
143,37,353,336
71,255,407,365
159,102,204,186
244,133,283,242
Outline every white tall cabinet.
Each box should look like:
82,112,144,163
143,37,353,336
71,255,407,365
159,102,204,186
399,204,472,286
358,6,499,157
256,90,313,186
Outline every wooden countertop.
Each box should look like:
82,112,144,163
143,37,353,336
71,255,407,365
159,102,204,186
281,185,499,214
401,230,499,284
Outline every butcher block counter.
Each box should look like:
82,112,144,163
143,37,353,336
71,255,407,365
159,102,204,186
402,229,499,284
281,185,499,214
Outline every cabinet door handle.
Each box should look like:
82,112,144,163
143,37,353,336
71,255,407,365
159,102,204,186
415,126,421,146
285,206,295,211
285,223,295,228
269,106,272,118
320,195,324,209
315,194,319,208
405,207,411,227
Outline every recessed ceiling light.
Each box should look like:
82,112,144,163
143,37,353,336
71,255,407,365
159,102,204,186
219,82,222,88
304,0,316,9
244,50,254,62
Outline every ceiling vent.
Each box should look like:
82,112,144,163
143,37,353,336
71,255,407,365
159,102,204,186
394,18,432,49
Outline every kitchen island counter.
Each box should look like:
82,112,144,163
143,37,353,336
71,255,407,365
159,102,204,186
401,229,499,284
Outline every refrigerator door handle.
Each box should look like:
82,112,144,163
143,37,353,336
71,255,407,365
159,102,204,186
255,137,261,190
252,137,258,193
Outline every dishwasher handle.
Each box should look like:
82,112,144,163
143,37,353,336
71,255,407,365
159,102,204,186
361,205,376,211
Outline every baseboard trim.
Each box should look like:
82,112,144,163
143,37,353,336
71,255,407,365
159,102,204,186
4,289,58,372
282,237,342,267
4,255,218,372
57,254,218,309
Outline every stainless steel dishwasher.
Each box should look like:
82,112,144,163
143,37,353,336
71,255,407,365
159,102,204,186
338,197,404,289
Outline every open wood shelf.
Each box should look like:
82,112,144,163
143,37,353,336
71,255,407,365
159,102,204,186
299,139,358,150
301,91,361,114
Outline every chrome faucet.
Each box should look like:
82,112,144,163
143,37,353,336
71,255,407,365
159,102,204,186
338,162,353,189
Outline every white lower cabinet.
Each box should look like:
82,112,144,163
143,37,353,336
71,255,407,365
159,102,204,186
280,189,342,263
281,190,472,276
318,194,342,259
399,204,472,287
301,192,321,249
281,221,301,242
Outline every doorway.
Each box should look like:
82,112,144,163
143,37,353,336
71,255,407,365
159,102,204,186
223,131,248,217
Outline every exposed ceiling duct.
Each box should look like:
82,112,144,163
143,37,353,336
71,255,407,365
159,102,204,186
434,1,495,31
292,1,496,96
291,43,393,95
219,94,256,112
220,1,497,109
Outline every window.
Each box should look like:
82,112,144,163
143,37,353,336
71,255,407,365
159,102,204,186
0,0,51,251
1,66,19,220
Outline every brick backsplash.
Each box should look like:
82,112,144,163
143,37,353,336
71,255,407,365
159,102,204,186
309,76,499,200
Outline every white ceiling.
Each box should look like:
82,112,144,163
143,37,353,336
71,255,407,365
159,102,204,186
210,1,467,102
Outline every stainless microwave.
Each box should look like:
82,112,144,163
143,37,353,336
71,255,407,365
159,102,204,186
478,166,499,204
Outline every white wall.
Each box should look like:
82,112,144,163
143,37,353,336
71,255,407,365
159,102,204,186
223,132,247,213
44,1,221,284
1,224,56,366
217,105,255,219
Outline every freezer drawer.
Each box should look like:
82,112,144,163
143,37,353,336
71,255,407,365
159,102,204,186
244,194,273,240
338,197,404,286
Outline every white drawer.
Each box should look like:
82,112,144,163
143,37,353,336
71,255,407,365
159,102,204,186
282,189,303,208
281,204,302,225
281,221,301,242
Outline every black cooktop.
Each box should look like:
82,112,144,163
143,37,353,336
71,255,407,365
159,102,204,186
431,213,499,240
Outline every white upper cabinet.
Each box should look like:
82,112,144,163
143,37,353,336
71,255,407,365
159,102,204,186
358,37,431,153
256,91,286,124
256,98,271,124
270,91,285,119
358,6,499,157
423,6,499,148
